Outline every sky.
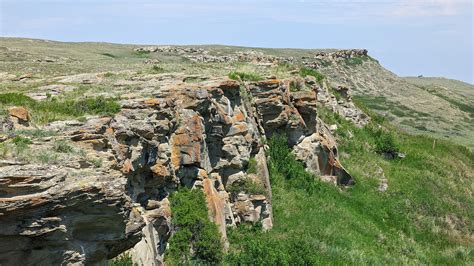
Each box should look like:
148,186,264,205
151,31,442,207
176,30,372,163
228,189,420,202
1,0,473,83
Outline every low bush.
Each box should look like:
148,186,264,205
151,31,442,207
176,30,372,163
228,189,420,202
268,134,318,194
227,177,267,197
299,67,325,84
108,253,134,266
53,140,74,153
150,65,166,73
134,50,150,58
247,157,257,174
167,188,223,264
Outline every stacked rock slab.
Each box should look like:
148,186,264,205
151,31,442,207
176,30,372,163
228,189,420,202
0,76,353,265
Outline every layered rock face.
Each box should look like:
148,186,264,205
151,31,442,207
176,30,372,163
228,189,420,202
0,75,357,265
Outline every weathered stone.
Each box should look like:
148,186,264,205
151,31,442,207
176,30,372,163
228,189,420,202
0,77,356,264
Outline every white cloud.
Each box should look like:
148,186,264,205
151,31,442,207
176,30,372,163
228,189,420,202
391,0,472,17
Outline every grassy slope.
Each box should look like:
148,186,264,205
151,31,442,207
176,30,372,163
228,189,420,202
226,110,474,265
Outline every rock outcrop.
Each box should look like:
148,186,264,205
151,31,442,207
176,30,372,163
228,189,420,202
0,75,355,265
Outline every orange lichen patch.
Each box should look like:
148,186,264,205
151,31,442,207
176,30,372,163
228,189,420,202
259,79,280,85
150,161,169,178
105,127,114,135
234,110,246,122
170,138,182,171
218,80,240,90
189,114,204,137
143,98,161,106
8,106,29,121
172,134,192,146
121,159,134,174
203,178,227,242
234,123,248,133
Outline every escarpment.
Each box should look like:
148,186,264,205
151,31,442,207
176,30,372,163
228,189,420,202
0,73,363,265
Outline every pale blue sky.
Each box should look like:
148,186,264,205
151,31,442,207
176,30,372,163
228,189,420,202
1,0,473,83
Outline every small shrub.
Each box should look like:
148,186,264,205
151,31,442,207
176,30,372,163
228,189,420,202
344,56,366,66
289,81,301,92
103,72,115,78
228,177,267,197
228,71,263,82
36,152,59,164
151,65,166,73
12,135,33,146
53,140,74,153
134,50,150,58
108,253,134,266
167,188,223,264
299,67,325,85
239,85,253,103
88,158,103,168
247,157,257,174
369,127,400,154
268,134,318,194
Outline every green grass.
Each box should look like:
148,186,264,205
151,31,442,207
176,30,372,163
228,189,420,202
150,65,166,74
299,67,325,85
247,157,257,174
344,56,370,66
53,140,74,153
134,50,151,58
226,110,474,264
166,188,223,265
0,93,120,124
109,253,134,266
227,177,267,198
228,71,263,82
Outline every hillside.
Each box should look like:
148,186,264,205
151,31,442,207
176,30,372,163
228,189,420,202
0,38,472,265
1,38,472,149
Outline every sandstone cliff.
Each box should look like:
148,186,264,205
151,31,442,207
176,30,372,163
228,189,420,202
0,73,363,264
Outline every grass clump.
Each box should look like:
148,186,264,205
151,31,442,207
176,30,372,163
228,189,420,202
344,56,364,66
134,50,150,58
228,178,266,198
0,93,121,124
228,71,263,82
150,65,166,73
53,140,74,153
108,253,135,266
247,157,257,174
167,188,223,265
36,152,59,164
299,67,325,85
267,134,318,194
369,127,400,154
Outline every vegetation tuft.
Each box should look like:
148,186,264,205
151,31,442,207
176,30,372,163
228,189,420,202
108,253,135,266
227,177,267,198
299,67,325,85
0,93,120,124
167,188,223,265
